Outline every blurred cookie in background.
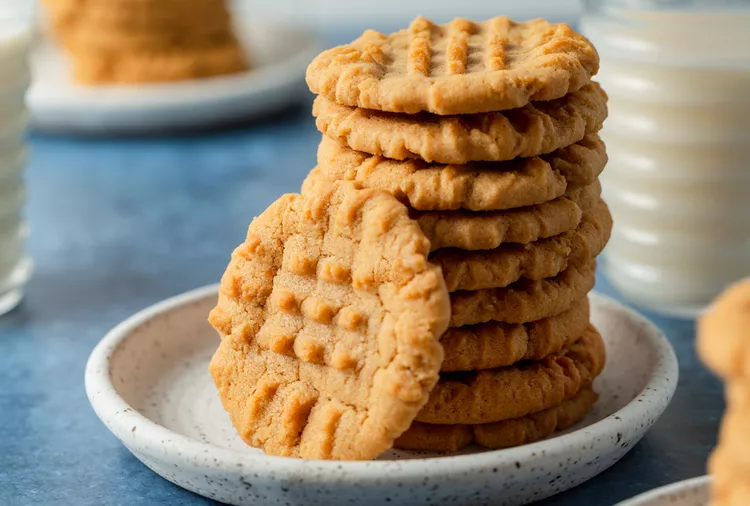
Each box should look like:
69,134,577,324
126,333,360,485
41,0,249,83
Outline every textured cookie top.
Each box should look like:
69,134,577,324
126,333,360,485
313,82,608,164
698,278,750,379
208,179,450,460
311,134,607,211
306,16,599,115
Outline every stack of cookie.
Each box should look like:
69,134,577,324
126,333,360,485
42,0,248,84
699,279,750,504
305,16,611,451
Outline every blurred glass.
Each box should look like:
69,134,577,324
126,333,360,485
581,0,750,318
0,3,33,316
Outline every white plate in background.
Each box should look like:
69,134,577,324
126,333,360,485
28,16,319,134
615,476,710,506
85,287,678,506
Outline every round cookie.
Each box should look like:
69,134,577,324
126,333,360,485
709,445,750,506
417,181,601,252
44,0,232,33
698,278,750,380
395,387,598,451
72,42,248,84
312,82,608,164
440,297,589,372
311,134,607,212
306,16,599,115
208,179,451,460
415,324,605,424
57,25,239,53
433,199,611,292
440,299,590,372
449,261,596,327
712,400,750,469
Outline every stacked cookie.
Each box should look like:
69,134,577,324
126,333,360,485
42,0,248,84
305,16,611,451
699,279,750,505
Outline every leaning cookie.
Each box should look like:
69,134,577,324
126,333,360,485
209,179,450,460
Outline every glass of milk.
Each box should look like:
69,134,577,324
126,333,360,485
581,0,750,318
0,4,32,316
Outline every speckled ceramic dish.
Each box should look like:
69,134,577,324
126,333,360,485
86,286,678,506
615,476,710,505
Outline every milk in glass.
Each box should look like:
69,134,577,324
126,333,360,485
581,1,750,317
0,11,32,315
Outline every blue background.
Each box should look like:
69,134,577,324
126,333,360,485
0,43,723,503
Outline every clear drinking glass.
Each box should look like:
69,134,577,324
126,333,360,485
0,4,33,315
580,0,750,318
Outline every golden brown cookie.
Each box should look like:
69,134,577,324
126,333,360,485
713,400,750,468
440,299,590,372
313,82,607,164
56,24,239,53
306,16,599,115
415,324,605,424
44,0,232,33
208,179,451,460
72,42,248,84
395,387,598,451
434,200,611,291
449,261,596,327
698,278,750,380
417,181,600,252
709,445,750,506
310,134,607,212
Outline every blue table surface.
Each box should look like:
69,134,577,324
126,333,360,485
0,98,723,505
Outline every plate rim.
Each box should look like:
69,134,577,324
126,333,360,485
614,476,711,505
85,284,679,479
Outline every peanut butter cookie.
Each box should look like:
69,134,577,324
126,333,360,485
306,16,599,115
396,387,598,451
209,179,450,460
417,181,600,252
440,299,590,372
313,82,607,164
433,200,611,291
415,324,605,424
310,134,607,211
449,261,596,327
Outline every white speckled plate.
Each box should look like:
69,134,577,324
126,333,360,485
28,15,319,134
85,286,678,506
615,476,710,505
